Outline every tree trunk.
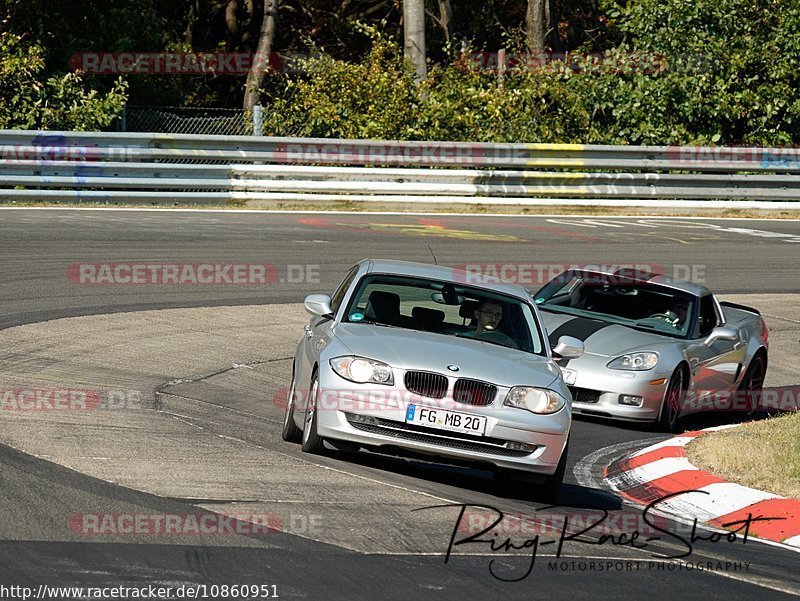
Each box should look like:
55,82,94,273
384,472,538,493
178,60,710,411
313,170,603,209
403,0,427,83
437,0,453,44
546,0,560,52
225,0,239,37
243,0,278,110
526,0,546,57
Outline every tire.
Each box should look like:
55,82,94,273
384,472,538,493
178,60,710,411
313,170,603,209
537,440,569,504
739,353,766,418
493,441,568,504
658,368,685,433
281,370,302,443
301,374,324,454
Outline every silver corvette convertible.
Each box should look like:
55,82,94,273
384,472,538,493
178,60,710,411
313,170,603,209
282,259,583,500
533,268,769,431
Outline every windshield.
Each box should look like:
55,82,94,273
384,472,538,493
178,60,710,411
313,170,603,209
534,271,696,338
343,274,546,355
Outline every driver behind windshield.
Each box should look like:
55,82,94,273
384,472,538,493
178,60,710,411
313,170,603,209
665,300,688,329
474,300,503,335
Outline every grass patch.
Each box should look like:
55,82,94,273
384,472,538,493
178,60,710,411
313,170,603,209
686,413,800,499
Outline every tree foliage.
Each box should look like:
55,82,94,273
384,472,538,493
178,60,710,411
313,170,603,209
0,31,127,130
0,0,797,144
266,0,800,145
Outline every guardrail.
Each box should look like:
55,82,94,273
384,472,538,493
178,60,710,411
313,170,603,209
2,130,799,208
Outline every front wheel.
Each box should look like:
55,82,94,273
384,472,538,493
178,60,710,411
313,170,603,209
658,369,685,433
537,441,568,503
301,374,324,454
281,371,302,443
493,441,568,504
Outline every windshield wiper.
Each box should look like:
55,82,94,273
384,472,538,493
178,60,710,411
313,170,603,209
350,319,402,329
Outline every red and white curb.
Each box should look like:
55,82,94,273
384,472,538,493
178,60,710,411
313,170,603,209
604,425,800,549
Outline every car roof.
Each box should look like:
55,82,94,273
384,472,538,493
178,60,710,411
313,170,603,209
361,259,532,300
568,266,711,298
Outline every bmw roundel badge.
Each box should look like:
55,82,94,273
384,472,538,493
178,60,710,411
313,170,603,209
447,364,460,372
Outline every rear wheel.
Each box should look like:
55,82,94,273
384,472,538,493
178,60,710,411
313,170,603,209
301,374,324,454
658,369,685,433
740,354,766,417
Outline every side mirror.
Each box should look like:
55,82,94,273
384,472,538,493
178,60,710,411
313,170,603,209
303,294,333,318
552,335,584,360
704,325,738,347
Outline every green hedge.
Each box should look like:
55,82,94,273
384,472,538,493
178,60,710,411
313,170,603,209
0,32,127,131
264,0,800,146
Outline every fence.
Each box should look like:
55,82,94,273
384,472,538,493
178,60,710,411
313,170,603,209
118,106,258,136
1,130,799,208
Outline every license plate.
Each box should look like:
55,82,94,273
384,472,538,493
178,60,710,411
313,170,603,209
560,367,577,385
405,405,487,436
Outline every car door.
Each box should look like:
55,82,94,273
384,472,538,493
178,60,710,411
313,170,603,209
688,294,743,407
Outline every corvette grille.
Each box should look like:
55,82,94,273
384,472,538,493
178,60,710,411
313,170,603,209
453,379,497,406
404,371,448,399
569,386,602,404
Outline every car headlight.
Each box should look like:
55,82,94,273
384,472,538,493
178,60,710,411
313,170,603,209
607,352,659,371
330,356,394,385
504,386,566,414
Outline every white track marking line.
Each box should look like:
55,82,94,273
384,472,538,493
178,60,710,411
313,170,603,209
574,440,800,594
651,483,780,522
545,218,598,228
630,436,695,456
607,457,698,489
576,219,626,228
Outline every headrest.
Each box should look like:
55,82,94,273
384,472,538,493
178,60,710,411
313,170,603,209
365,291,400,321
412,306,445,325
459,300,481,319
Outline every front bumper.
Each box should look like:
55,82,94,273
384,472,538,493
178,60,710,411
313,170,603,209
567,366,671,422
313,370,570,475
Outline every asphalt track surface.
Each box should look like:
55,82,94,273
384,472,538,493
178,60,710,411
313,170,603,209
1,209,799,601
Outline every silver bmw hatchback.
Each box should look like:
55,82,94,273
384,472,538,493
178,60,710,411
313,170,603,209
282,259,582,501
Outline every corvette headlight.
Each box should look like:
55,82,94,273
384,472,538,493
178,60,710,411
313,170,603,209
330,356,394,385
607,352,659,371
504,386,566,414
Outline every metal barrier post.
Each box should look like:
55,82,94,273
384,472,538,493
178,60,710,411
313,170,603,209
253,105,264,137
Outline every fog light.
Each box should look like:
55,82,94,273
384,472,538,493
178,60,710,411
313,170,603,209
618,395,643,407
348,413,378,425
505,441,537,453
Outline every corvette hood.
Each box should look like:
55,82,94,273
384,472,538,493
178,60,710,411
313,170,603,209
541,311,675,358
331,323,560,388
